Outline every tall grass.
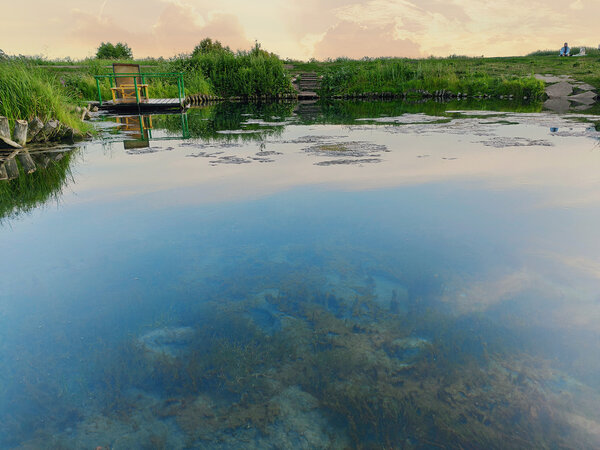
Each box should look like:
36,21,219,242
0,59,83,130
170,47,294,98
319,59,546,98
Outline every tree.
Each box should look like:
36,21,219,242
192,38,232,57
96,42,133,60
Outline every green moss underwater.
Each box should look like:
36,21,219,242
6,257,598,450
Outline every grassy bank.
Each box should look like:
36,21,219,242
289,49,600,99
316,59,545,99
0,59,85,131
23,45,600,102
35,44,294,101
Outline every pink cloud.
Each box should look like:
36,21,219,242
69,3,252,58
314,21,421,59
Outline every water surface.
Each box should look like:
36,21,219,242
1,101,600,448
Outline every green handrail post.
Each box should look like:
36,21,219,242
177,78,182,105
180,112,189,138
96,78,102,105
134,76,140,104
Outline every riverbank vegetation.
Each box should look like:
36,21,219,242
316,59,545,98
289,48,600,99
4,42,600,106
0,59,85,131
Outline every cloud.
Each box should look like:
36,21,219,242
198,13,253,52
4,0,600,59
69,2,251,58
314,21,421,59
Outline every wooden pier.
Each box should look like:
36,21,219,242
96,98,185,113
94,65,187,113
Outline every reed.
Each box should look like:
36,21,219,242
0,59,83,130
318,58,546,98
171,44,294,98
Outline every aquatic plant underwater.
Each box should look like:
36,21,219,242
3,248,598,449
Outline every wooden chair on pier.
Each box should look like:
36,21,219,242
111,63,149,104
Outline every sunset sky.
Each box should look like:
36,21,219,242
2,0,598,60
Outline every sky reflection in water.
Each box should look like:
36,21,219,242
1,102,600,448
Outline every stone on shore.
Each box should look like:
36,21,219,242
568,91,597,104
4,157,20,179
17,150,37,174
34,119,60,142
0,116,10,139
13,120,28,146
543,98,571,114
0,116,22,149
0,163,8,181
545,81,574,98
27,117,44,142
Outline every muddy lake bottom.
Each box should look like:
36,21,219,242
1,101,600,448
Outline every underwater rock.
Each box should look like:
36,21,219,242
43,390,188,449
137,326,195,359
384,337,431,362
177,386,350,449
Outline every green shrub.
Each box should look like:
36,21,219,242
170,44,293,97
96,42,133,60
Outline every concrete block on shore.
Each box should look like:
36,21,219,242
545,81,574,98
27,117,44,142
0,116,22,149
13,120,28,146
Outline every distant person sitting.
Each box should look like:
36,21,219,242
559,43,570,56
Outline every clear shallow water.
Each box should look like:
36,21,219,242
1,101,600,448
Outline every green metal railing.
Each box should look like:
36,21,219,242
94,72,185,106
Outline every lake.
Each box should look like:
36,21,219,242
1,100,600,448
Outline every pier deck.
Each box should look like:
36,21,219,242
97,98,185,113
